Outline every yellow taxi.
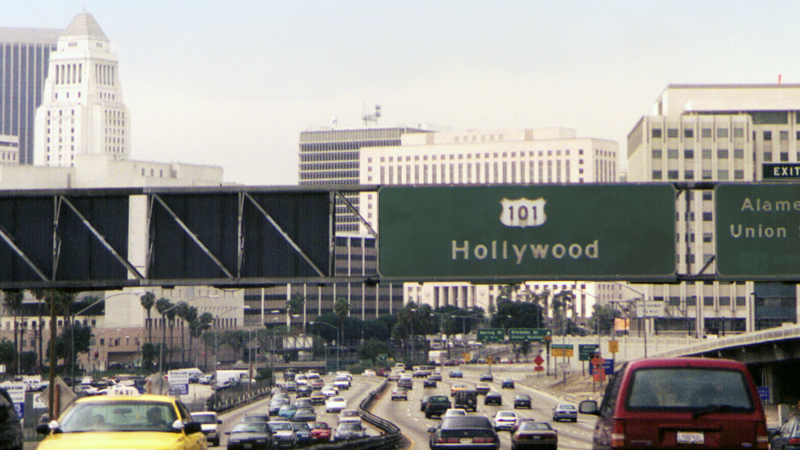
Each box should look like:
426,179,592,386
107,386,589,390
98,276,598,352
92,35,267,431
36,385,207,450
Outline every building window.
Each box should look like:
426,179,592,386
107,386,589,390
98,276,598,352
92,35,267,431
685,170,694,180
652,149,662,159
704,297,714,307
667,149,679,159
734,149,744,159
702,149,712,159
717,149,728,159
667,128,679,138
734,170,744,180
703,212,713,221
684,128,694,138
702,128,712,138
734,128,744,138
764,131,772,141
719,296,731,306
703,233,713,243
652,128,662,138
668,170,679,180
684,149,694,159
703,191,712,200
718,170,729,180
781,152,789,162
687,296,697,306
652,170,663,180
717,128,728,138
702,170,713,180
736,296,746,307
764,152,773,162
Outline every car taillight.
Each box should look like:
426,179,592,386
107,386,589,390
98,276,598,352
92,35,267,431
473,437,496,443
611,419,626,448
757,420,769,450
435,437,460,443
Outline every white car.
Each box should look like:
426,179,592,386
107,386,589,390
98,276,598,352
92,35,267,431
321,386,339,398
338,409,362,424
362,370,376,377
191,411,222,446
443,408,468,417
337,371,353,381
492,411,519,431
333,375,351,390
326,396,348,413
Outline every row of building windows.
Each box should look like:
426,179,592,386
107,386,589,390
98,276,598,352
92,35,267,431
54,63,82,85
53,91,83,100
300,140,399,152
0,151,18,161
654,149,746,159
376,149,586,162
300,162,358,171
300,170,359,180
654,170,745,181
375,160,580,184
95,63,115,86
300,151,359,162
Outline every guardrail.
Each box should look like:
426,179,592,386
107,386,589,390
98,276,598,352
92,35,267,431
652,324,800,358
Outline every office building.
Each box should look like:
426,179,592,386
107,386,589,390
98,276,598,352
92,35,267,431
627,84,800,336
0,27,63,165
33,11,131,167
359,127,621,324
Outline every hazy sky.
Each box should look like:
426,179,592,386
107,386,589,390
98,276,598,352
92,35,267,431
7,1,800,185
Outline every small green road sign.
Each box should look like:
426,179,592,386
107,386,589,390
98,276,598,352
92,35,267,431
716,183,800,279
508,328,551,342
378,185,676,281
579,344,600,361
477,329,504,342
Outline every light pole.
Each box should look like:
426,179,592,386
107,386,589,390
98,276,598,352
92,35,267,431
210,305,249,381
310,321,339,371
71,291,144,382
267,310,279,368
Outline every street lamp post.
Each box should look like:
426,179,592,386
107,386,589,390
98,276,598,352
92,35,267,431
310,321,339,371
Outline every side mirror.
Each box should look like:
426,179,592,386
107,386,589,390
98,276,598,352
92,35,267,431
579,400,600,416
218,419,223,424
183,422,203,435
427,427,436,433
36,423,52,435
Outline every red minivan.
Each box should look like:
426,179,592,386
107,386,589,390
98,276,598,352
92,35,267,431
579,357,768,450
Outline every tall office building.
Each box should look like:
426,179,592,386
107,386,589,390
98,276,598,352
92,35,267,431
299,126,428,233
359,127,621,323
33,11,131,167
628,84,800,336
0,27,63,165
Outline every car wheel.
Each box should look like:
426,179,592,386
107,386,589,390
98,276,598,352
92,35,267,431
425,412,431,419
572,418,577,422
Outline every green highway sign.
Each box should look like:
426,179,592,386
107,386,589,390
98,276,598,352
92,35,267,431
477,329,504,342
378,185,676,280
579,344,600,361
508,328,551,342
716,184,800,279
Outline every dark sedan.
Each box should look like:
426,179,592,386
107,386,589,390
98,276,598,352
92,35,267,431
484,392,502,406
226,422,273,450
423,379,438,388
293,407,317,422
333,422,367,441
449,370,463,378
501,379,515,389
479,373,494,382
514,394,532,409
511,421,557,450
428,416,500,450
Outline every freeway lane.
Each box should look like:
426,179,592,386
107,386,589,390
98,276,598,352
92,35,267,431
370,367,595,450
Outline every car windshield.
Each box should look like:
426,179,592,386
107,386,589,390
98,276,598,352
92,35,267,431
58,401,178,433
339,423,362,431
192,414,216,424
626,368,754,410
269,423,293,431
557,404,575,410
232,423,269,433
311,422,329,429
341,411,358,417
293,423,311,431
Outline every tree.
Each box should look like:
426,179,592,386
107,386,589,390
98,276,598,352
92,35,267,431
52,321,92,370
178,305,198,366
588,304,622,336
333,297,349,348
357,338,389,361
2,290,23,374
287,293,305,334
155,298,172,370
0,339,16,369
551,290,574,335
140,292,156,345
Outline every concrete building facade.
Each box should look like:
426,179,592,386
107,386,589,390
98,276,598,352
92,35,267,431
627,84,800,337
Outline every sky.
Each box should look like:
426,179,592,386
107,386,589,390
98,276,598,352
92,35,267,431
6,1,800,186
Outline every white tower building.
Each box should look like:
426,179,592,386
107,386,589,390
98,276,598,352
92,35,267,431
33,11,130,167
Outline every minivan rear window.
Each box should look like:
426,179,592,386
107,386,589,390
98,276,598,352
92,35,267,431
626,368,754,411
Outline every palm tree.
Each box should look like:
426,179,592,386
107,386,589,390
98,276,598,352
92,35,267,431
194,312,214,370
176,304,197,366
166,307,177,367
2,290,23,374
139,292,156,345
333,297,349,351
155,298,171,370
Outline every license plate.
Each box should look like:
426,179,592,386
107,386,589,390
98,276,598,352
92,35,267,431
677,431,704,444
460,438,473,444
244,445,252,449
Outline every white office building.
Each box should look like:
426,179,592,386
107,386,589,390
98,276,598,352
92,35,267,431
359,127,622,323
627,84,800,336
32,11,131,167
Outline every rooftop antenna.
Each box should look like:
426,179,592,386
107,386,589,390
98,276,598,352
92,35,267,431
362,104,381,125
